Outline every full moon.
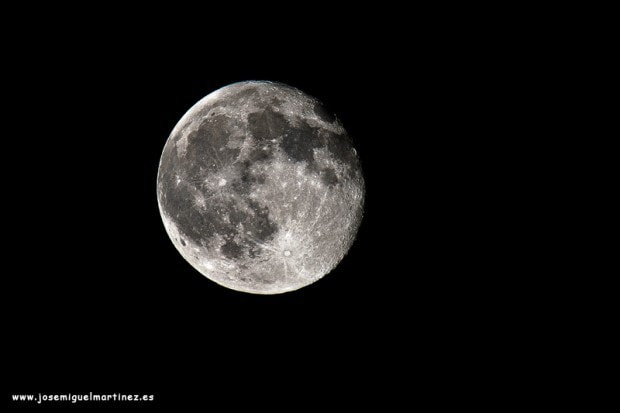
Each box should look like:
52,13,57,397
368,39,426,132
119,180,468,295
157,81,364,294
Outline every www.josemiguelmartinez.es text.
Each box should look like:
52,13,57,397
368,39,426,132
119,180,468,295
11,392,154,404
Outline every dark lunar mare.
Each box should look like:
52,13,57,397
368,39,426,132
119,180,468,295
248,105,359,183
158,113,280,253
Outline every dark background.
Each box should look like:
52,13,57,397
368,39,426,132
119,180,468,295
2,8,519,409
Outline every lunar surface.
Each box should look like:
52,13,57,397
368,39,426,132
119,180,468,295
157,81,364,294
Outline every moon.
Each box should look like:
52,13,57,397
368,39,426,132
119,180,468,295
157,81,364,294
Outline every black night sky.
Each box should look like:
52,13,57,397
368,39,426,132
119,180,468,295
3,8,519,409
